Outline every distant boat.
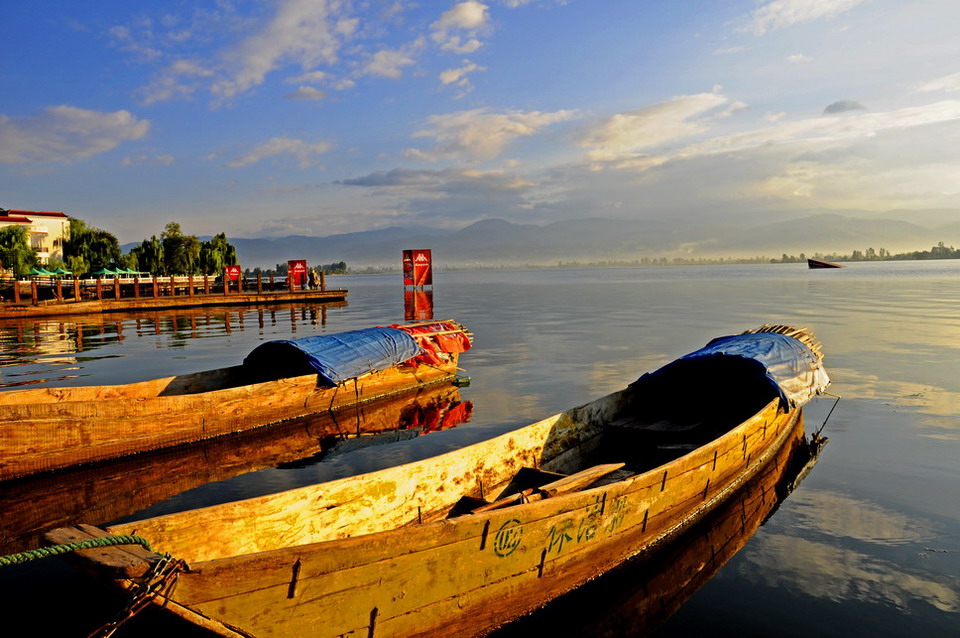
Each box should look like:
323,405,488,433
807,258,844,269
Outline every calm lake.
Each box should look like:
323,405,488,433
1,262,958,637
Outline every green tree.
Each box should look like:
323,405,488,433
65,218,121,274
198,233,238,275
128,236,164,274
0,226,38,275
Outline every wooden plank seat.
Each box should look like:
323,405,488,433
468,463,625,514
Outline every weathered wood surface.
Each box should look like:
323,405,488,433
0,383,466,554
93,393,800,637
0,355,459,481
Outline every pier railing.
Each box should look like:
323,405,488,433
0,271,329,306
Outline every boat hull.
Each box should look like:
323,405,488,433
102,393,801,637
0,357,458,481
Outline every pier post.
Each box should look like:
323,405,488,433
188,275,194,297
95,278,102,300
152,276,159,298
73,278,80,302
31,279,38,306
113,277,121,300
320,271,326,291
13,280,20,304
257,273,263,293
223,268,229,296
56,278,63,301
133,277,140,299
169,276,176,297
270,273,275,290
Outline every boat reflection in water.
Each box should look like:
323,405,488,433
494,417,825,638
0,382,471,555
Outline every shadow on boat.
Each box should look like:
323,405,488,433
0,381,472,555
492,422,826,638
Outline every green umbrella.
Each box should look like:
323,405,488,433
51,266,73,275
92,267,118,277
30,267,55,276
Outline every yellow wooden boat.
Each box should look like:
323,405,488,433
0,321,471,480
46,324,829,638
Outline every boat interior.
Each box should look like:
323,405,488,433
447,355,784,519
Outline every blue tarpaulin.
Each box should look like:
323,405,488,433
243,327,421,386
638,330,830,408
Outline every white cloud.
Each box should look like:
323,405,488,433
0,106,150,165
439,62,485,86
431,2,490,54
410,107,577,160
226,136,334,168
916,72,960,94
578,92,731,162
746,0,870,36
212,0,351,100
788,53,813,63
285,70,330,84
363,44,418,79
284,86,328,100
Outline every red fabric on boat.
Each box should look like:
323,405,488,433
389,321,472,368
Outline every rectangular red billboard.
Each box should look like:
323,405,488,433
402,249,433,286
287,259,308,288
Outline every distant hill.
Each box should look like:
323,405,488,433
124,214,960,269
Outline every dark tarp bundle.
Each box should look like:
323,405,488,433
634,330,830,409
243,327,421,387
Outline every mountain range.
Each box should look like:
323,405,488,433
217,213,959,269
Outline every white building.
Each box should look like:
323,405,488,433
0,209,70,264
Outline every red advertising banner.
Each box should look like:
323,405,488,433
402,249,433,286
225,265,241,281
287,260,308,288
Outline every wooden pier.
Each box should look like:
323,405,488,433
0,272,347,318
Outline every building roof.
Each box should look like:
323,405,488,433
0,215,33,224
3,209,69,219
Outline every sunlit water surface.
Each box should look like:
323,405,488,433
1,262,958,637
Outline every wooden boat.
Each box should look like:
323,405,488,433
807,257,844,269
47,324,829,638
0,320,471,481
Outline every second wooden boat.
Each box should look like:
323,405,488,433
47,324,830,637
0,320,471,480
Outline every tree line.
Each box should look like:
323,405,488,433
774,242,960,263
0,218,239,277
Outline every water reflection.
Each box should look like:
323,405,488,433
739,534,960,614
0,302,346,388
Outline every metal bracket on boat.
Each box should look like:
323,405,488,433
92,553,187,638
815,392,841,436
453,375,471,387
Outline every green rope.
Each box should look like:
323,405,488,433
0,535,155,567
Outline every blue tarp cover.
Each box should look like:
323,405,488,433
243,327,421,386
643,331,830,408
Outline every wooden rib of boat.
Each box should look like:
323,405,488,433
0,320,471,481
807,257,844,269
47,324,830,638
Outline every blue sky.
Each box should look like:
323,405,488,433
3,0,960,244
